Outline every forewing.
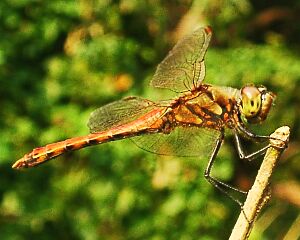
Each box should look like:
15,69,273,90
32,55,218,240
150,27,212,93
131,126,221,159
88,97,159,133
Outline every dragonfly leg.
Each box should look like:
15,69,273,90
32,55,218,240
234,132,271,162
235,124,288,162
237,124,287,149
204,132,247,208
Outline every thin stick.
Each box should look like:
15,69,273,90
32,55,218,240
229,126,290,240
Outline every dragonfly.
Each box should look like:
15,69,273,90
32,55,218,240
13,26,280,202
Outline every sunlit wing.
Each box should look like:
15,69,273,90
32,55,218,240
150,26,212,93
131,126,221,158
88,97,162,133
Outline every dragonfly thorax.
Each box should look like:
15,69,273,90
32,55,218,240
239,85,275,124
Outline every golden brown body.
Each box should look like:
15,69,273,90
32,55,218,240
13,26,276,170
13,83,243,169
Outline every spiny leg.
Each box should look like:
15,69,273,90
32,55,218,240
235,125,287,161
237,123,288,148
234,132,271,161
204,131,247,208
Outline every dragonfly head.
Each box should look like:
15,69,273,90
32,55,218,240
239,85,276,124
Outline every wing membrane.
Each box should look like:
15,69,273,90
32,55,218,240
150,27,212,93
132,126,221,158
88,97,159,133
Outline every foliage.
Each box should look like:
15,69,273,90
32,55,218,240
1,0,300,239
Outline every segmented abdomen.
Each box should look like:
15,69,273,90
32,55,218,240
12,107,167,169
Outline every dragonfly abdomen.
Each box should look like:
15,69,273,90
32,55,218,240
13,106,167,169
12,131,130,169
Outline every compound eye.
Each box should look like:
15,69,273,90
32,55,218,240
240,86,262,119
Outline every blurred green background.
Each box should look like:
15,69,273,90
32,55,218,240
1,0,300,239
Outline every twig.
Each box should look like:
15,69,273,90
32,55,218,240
229,126,290,240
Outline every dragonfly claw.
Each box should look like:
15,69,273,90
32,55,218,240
269,126,290,150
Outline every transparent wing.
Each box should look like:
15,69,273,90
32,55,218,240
150,27,212,93
88,97,159,133
131,125,221,158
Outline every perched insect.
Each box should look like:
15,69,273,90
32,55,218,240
13,27,282,204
